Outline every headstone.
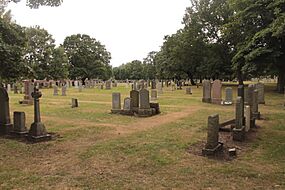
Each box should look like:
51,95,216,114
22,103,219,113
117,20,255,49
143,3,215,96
151,90,158,101
21,80,33,105
245,106,251,132
62,85,67,96
202,80,211,103
244,88,249,105
105,80,112,90
130,90,139,111
133,81,137,91
12,112,27,135
151,80,156,89
7,84,11,92
123,98,131,111
71,98,78,108
186,87,192,95
211,80,222,104
0,87,13,134
248,84,255,110
202,114,223,156
53,85,59,96
224,87,233,105
79,82,83,92
28,87,51,141
139,89,150,109
256,83,265,104
111,93,121,113
13,85,18,94
252,89,260,120
74,80,79,88
157,82,163,94
233,97,246,141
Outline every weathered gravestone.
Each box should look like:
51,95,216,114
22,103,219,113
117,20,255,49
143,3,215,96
12,112,28,135
105,80,112,90
186,87,192,95
224,87,233,105
211,80,222,104
248,84,255,109
0,87,13,135
233,97,246,141
71,98,78,108
138,89,154,117
256,83,265,104
202,80,211,103
123,98,131,111
111,93,121,114
245,105,255,132
151,80,156,89
79,82,83,92
28,87,51,141
244,87,249,105
7,84,11,92
130,90,139,111
151,90,158,101
62,85,67,96
252,89,261,120
53,85,59,96
157,82,163,94
202,114,223,156
20,80,34,105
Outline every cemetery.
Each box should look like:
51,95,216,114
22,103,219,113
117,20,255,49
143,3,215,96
0,0,284,189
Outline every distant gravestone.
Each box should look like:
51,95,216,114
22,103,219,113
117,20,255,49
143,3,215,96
123,98,131,111
111,93,121,113
74,80,79,88
211,80,222,104
12,112,27,135
233,97,246,141
244,87,249,105
252,89,260,120
53,85,59,96
79,82,83,92
202,80,211,103
245,106,251,132
71,98,78,108
151,80,156,89
7,84,11,92
21,80,33,105
139,89,150,109
28,87,51,141
202,114,223,156
0,87,13,135
248,84,255,109
151,90,158,101
62,85,67,96
256,83,265,104
105,80,112,90
224,87,233,105
157,82,163,94
130,90,139,111
186,87,192,95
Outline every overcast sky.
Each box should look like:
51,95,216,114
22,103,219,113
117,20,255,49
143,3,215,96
8,0,190,67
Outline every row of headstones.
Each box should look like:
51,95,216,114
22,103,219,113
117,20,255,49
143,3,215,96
202,85,261,156
111,89,160,117
0,87,51,142
202,80,265,105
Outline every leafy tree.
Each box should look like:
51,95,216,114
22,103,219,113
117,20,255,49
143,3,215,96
63,34,112,81
0,17,26,82
142,51,157,79
224,0,285,92
47,46,69,80
1,0,62,9
23,25,55,79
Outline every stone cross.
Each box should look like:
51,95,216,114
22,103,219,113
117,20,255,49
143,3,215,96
0,87,13,135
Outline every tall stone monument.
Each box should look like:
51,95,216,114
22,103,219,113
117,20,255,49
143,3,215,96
0,87,13,135
211,80,222,104
233,97,246,141
202,80,211,103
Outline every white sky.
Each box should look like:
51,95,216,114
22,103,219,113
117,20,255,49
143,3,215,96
8,0,189,67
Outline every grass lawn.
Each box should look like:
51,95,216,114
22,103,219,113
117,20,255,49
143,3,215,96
0,83,284,189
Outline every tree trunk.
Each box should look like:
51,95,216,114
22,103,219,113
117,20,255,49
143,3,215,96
187,72,196,85
237,65,244,85
277,69,285,93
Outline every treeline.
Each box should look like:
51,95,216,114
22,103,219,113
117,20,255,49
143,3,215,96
0,18,112,82
113,0,284,92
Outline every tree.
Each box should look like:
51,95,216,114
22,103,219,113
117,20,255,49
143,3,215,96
23,26,55,79
224,0,285,92
47,46,69,80
0,17,26,82
1,0,62,9
142,51,157,79
63,34,112,81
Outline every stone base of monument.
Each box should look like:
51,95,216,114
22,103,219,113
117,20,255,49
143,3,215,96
136,108,156,117
10,130,28,137
19,99,33,105
26,133,52,143
253,112,261,120
250,118,256,129
111,109,122,114
0,124,13,135
211,98,222,105
202,98,211,103
233,126,246,141
120,110,133,116
27,122,52,142
202,142,223,156
150,103,160,114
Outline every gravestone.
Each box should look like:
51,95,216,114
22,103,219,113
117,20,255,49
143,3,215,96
0,87,13,135
202,114,223,156
256,83,265,104
79,82,83,92
7,84,11,92
245,106,255,132
233,97,246,141
71,98,78,108
13,85,18,94
248,84,255,110
53,85,59,96
111,93,121,113
151,90,158,101
21,80,33,105
74,80,79,88
105,80,112,90
157,82,163,94
28,87,51,141
224,87,233,105
211,80,222,104
202,80,211,103
130,90,139,111
123,98,131,110
244,88,249,105
252,89,260,120
12,112,28,135
151,80,156,89
62,85,67,96
186,87,192,95
139,89,150,109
